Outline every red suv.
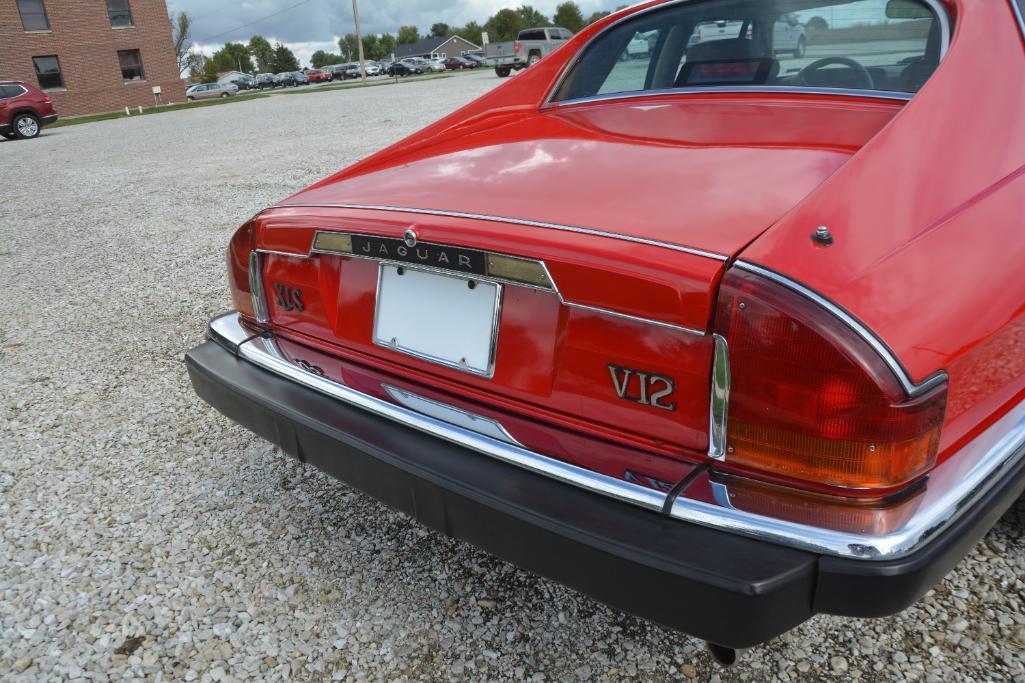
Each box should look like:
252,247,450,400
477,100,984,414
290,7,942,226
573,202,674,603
0,80,58,140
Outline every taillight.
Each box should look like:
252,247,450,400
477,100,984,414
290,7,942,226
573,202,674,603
514,41,522,53
226,220,267,323
43,96,52,104
713,265,947,492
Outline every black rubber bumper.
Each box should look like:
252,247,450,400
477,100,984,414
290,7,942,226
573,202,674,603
185,339,1025,648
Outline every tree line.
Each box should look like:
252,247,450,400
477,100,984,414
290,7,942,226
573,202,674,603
173,2,629,79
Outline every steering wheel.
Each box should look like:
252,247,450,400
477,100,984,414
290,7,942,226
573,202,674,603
795,57,873,90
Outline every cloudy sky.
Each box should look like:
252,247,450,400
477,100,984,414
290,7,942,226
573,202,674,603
170,0,629,67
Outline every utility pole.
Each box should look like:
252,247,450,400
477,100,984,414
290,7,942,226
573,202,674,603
352,0,367,84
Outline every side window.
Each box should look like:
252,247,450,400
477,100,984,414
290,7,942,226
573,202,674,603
32,55,63,90
0,86,21,99
17,0,50,31
106,0,134,28
594,29,662,95
118,49,145,81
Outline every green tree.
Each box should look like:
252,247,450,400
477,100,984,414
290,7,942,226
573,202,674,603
339,33,360,60
310,49,342,68
172,11,193,76
455,21,484,46
271,42,300,72
484,9,521,42
397,25,420,45
202,59,219,83
517,5,548,29
359,34,379,60
378,33,397,59
586,10,611,25
248,35,275,72
210,42,253,73
553,1,585,33
430,22,450,38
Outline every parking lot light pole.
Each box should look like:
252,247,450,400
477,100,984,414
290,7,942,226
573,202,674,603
352,0,367,84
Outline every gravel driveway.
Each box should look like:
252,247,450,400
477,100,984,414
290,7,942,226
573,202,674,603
2,70,1023,681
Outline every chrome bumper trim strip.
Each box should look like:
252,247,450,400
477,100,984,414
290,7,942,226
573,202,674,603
208,312,1025,561
735,260,947,398
209,313,668,513
267,203,729,261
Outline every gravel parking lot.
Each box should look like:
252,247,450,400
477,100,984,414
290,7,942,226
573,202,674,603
2,69,1023,681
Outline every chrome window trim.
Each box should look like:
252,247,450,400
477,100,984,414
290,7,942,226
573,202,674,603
271,203,729,261
209,311,1025,560
708,333,730,460
306,227,707,336
371,263,504,379
545,0,951,107
735,260,947,398
1012,0,1025,41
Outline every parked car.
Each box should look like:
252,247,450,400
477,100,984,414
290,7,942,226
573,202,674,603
221,74,255,90
305,69,332,83
186,82,238,100
441,56,475,70
289,71,310,86
275,72,300,87
403,57,443,73
485,26,573,77
254,73,279,89
0,80,57,140
388,61,422,76
188,0,1021,662
688,17,805,57
463,53,487,66
322,64,348,80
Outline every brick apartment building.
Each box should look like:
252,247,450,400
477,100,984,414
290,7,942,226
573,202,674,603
0,0,186,117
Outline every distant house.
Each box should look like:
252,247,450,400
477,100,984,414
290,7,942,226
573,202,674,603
216,71,249,84
392,35,481,61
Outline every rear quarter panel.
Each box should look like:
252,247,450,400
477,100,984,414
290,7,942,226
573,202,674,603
740,0,1025,458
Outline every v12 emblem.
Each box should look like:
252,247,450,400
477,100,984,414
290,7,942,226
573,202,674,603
608,364,677,411
273,283,304,312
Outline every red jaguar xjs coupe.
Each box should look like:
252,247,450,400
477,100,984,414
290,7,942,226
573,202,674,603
188,0,1025,656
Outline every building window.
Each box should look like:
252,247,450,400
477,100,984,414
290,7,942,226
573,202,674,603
118,49,145,81
17,0,50,31
106,0,133,28
32,55,64,90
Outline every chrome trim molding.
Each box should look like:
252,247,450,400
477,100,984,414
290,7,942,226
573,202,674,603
708,333,730,460
306,228,706,336
671,398,1025,559
257,248,310,259
735,260,947,398
209,312,1025,560
552,86,915,109
248,251,269,323
270,203,728,261
208,313,668,513
545,0,951,107
383,384,524,446
1012,0,1025,41
371,263,503,379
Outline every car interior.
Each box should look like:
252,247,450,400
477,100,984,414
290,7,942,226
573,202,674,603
555,0,944,101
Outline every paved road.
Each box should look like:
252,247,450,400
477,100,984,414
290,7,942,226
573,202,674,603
1,69,1023,681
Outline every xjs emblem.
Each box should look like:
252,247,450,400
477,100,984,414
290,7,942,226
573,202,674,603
274,283,304,312
608,364,676,412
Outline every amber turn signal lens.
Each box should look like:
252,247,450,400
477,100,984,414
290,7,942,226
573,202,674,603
713,267,947,491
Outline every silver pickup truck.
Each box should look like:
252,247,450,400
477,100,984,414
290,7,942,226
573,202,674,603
485,27,573,77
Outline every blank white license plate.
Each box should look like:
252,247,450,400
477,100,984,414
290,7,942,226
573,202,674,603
373,265,501,377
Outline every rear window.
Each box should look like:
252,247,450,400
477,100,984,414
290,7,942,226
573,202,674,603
519,29,547,41
553,0,946,102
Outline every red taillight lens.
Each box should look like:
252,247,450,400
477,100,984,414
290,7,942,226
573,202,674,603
713,267,946,491
514,41,522,53
43,96,52,104
227,220,261,322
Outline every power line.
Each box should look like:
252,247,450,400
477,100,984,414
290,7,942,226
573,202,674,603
197,0,320,43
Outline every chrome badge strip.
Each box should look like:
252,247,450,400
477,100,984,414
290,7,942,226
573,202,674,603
271,203,729,261
310,229,707,336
